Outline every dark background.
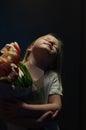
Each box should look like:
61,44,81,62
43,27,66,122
0,0,84,130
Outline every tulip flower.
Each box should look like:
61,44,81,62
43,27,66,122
0,42,20,78
0,42,32,87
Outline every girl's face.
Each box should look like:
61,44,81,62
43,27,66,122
29,34,60,66
32,34,59,56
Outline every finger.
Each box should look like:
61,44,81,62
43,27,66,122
37,111,53,122
52,110,59,119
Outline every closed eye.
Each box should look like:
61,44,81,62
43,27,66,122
43,38,55,45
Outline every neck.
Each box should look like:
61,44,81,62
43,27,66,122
25,53,49,72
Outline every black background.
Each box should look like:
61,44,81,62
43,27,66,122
0,0,84,130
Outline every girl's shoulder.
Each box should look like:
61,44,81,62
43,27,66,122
44,70,60,84
45,70,59,78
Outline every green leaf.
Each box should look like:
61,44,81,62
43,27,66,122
13,62,33,88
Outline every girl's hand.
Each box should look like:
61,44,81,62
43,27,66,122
52,109,59,119
37,111,53,122
36,110,59,128
36,111,54,127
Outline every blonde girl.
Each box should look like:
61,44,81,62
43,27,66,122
0,33,63,130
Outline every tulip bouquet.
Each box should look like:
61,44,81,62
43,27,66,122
0,42,33,99
0,42,44,104
0,42,21,82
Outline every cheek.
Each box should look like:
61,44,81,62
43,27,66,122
33,41,41,48
51,48,57,56
54,46,58,52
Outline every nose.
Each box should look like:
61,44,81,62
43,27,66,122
46,41,52,46
45,41,53,49
49,41,54,46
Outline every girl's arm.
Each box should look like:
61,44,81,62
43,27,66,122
0,94,62,127
23,94,62,114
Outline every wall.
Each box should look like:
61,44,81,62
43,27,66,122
0,0,81,130
80,0,86,129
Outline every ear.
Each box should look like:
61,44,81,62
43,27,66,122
26,48,32,53
26,44,34,53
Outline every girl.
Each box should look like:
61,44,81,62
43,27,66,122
0,33,63,130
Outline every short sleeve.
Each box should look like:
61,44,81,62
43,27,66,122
44,71,63,103
48,72,63,96
47,72,63,95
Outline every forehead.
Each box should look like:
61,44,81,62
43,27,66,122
41,35,58,41
37,34,59,43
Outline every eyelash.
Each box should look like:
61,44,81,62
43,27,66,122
43,39,55,45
